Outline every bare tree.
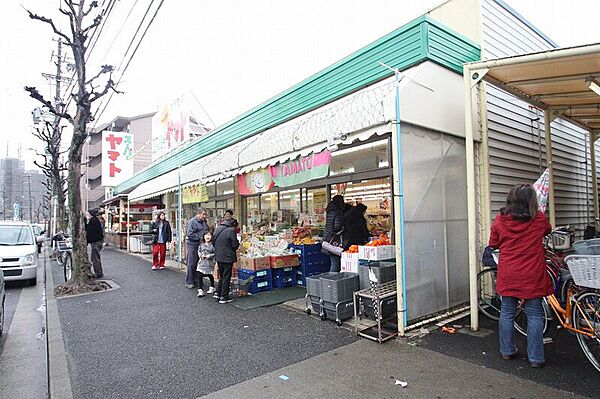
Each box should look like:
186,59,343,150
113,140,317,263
32,121,68,231
25,0,120,287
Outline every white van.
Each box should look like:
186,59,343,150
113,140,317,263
0,222,39,285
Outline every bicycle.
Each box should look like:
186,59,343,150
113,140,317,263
553,255,600,372
55,239,73,282
477,250,559,336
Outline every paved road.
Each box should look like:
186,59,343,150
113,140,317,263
0,255,48,399
53,248,357,399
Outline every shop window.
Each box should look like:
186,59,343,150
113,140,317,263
216,178,234,196
245,196,260,229
302,187,327,227
329,139,389,176
279,189,300,227
331,177,392,236
260,193,278,226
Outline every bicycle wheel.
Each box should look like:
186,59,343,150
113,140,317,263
514,298,550,337
63,252,72,282
477,268,501,321
572,291,600,372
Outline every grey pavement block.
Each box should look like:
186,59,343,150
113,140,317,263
199,339,587,399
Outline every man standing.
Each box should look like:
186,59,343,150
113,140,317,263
213,217,240,303
85,209,104,279
186,208,209,288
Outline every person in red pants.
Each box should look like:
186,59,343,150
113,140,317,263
151,212,172,270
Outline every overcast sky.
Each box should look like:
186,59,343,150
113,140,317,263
1,0,599,169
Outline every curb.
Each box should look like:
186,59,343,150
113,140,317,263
45,253,75,399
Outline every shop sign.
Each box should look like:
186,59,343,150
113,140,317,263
101,131,134,187
182,184,209,204
270,150,331,188
151,95,190,161
238,168,274,195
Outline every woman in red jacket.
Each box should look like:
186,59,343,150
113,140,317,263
488,183,553,368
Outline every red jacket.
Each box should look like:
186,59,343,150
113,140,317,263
488,211,553,299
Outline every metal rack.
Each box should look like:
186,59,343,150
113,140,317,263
354,280,398,343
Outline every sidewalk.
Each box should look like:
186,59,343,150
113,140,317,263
50,249,595,399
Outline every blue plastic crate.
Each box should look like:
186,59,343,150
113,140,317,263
273,270,298,288
272,266,298,280
238,268,273,294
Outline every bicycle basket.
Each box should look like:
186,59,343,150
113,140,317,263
572,239,600,255
564,255,600,290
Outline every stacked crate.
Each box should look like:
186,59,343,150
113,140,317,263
237,268,273,294
289,243,331,286
272,266,298,288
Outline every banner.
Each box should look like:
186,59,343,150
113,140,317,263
182,184,209,204
101,131,134,187
270,150,331,188
151,95,189,161
237,168,274,195
533,168,550,212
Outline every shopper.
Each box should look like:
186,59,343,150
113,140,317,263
186,208,209,288
223,209,234,221
196,232,216,297
85,208,104,279
342,203,370,250
488,183,553,368
213,218,240,303
151,211,172,270
323,194,345,272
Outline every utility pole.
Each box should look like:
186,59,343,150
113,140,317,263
25,174,33,222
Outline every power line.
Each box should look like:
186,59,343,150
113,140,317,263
92,0,166,129
99,0,141,63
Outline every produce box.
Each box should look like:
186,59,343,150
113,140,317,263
358,245,395,261
269,254,300,268
341,252,359,273
239,256,271,271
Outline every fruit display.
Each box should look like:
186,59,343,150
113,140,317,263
293,237,317,245
346,245,359,253
365,234,391,247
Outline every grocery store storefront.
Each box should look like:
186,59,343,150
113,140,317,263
113,15,480,334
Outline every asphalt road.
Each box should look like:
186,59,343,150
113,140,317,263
415,314,600,398
53,248,357,399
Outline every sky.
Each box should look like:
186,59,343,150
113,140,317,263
1,0,599,169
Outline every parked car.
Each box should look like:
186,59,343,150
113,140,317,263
0,222,39,286
31,224,45,254
0,269,5,335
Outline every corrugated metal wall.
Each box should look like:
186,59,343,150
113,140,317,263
481,0,594,234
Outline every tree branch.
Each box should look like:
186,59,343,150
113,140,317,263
82,14,102,34
24,86,74,123
25,7,73,46
85,64,113,85
89,78,121,103
83,1,98,17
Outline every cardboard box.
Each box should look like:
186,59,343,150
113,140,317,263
269,254,300,268
239,256,271,271
358,245,395,261
341,253,359,273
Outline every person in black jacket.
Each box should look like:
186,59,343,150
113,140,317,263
323,195,345,272
212,218,240,303
186,209,209,288
150,211,172,270
342,203,370,250
85,209,104,278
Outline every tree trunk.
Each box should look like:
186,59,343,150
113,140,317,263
68,118,92,284
52,163,68,232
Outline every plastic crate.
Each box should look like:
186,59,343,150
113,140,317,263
362,296,397,320
320,272,359,303
359,262,396,290
237,268,273,294
272,267,299,288
290,243,330,271
307,294,321,313
322,299,354,322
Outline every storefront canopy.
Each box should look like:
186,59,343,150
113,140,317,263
463,42,600,332
127,168,180,202
466,43,600,131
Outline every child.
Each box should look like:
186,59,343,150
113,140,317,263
196,232,216,297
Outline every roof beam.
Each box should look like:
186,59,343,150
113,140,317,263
535,90,597,99
508,72,600,86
